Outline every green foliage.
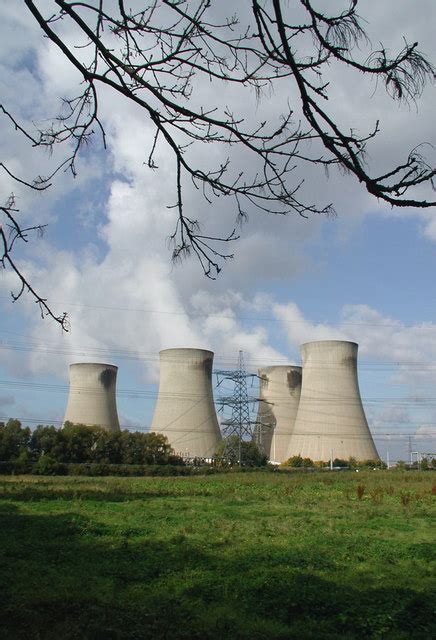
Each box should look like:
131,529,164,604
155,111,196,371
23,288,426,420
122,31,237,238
33,454,67,476
348,456,358,468
282,455,314,468
215,436,267,467
64,463,194,477
0,420,180,470
333,458,348,468
360,459,387,470
0,419,31,461
420,457,430,470
30,425,66,460
61,422,102,463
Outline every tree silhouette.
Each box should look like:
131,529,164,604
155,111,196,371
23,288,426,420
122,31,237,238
2,1,435,329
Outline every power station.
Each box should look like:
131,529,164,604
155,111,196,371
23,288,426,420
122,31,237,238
253,365,302,463
62,340,379,463
286,340,379,462
63,362,120,432
150,348,222,458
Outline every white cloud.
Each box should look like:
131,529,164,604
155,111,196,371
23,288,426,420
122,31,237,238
1,0,436,453
274,301,436,370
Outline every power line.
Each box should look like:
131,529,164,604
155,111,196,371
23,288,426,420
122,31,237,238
4,337,436,371
0,415,433,441
3,378,436,408
2,296,436,331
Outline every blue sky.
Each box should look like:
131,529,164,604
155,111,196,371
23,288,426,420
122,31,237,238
1,1,436,463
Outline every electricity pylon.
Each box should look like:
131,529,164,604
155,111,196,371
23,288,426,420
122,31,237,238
215,350,260,465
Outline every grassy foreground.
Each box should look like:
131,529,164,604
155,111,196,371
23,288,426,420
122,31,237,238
0,471,434,639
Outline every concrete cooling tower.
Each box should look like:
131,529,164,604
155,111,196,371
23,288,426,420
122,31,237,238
63,363,120,432
253,366,302,463
150,348,222,458
287,341,379,462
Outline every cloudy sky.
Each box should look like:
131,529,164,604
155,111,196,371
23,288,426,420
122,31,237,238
1,0,436,462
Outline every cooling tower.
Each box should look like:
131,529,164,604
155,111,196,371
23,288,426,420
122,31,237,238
63,363,120,432
253,366,302,463
286,341,379,462
150,348,222,458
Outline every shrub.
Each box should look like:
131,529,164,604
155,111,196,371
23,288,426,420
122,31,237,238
33,455,68,476
333,458,348,468
0,419,31,461
282,455,304,468
215,436,267,467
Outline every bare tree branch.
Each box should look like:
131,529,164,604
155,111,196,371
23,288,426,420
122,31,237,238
2,0,435,328
0,196,69,330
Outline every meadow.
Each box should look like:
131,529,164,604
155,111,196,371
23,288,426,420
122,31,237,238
0,471,434,639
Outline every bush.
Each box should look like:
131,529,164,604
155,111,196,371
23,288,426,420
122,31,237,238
332,458,348,468
281,455,314,468
0,420,31,461
0,460,33,475
215,436,268,467
1,420,181,467
33,455,68,476
63,463,195,477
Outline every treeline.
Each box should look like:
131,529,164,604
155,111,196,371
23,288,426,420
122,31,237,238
281,455,386,469
0,420,268,476
0,419,182,472
281,454,435,470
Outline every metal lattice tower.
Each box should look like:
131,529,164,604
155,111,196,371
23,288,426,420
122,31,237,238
215,351,259,464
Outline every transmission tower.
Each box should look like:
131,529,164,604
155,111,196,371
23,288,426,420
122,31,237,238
215,350,260,465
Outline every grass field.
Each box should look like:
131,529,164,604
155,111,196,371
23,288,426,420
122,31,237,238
0,471,434,639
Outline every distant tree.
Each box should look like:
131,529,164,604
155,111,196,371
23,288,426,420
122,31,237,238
119,430,144,465
419,457,430,470
140,431,174,465
360,459,387,469
348,457,358,469
283,455,304,468
0,419,31,461
91,430,123,464
2,1,436,328
61,422,102,463
120,430,174,465
33,453,64,475
0,421,179,468
30,425,66,461
282,455,313,468
333,458,348,468
216,435,267,467
302,457,314,468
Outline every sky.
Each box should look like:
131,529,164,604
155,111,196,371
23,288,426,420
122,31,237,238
1,0,436,463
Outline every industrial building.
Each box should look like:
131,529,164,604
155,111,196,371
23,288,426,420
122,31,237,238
286,340,379,462
62,340,379,464
150,348,222,458
253,365,302,463
63,362,120,432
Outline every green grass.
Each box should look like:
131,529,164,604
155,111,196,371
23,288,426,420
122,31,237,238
0,472,434,639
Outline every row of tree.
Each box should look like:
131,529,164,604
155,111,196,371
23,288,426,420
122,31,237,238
282,455,386,469
0,420,179,466
0,420,267,468
3,420,431,471
282,454,436,470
